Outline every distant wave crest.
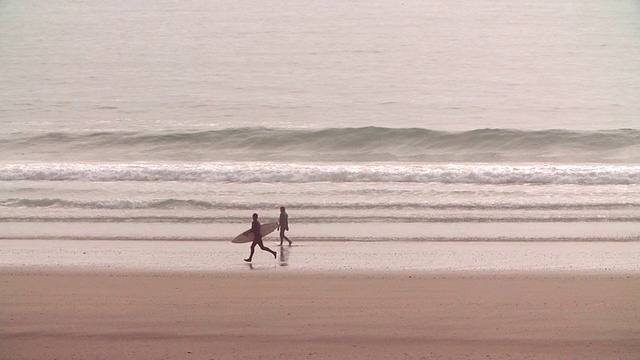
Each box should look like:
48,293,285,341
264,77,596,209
1,127,638,162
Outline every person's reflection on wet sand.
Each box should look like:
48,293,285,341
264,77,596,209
279,245,289,267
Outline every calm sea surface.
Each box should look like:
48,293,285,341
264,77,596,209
1,0,639,241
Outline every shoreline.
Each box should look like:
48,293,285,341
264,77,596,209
2,239,639,273
3,269,639,360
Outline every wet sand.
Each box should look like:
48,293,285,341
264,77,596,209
2,269,639,360
2,239,639,272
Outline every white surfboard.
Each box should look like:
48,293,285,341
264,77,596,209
231,221,279,243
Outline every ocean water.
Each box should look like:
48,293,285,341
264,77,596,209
1,0,639,243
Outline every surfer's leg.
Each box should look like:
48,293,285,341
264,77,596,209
258,239,277,259
244,242,257,262
280,229,291,245
264,246,276,259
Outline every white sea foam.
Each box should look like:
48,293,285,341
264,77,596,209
2,162,639,185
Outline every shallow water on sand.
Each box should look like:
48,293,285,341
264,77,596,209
1,240,638,273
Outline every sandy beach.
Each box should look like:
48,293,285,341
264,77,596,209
2,269,639,360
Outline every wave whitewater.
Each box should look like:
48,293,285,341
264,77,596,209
1,163,639,185
1,127,638,162
3,198,639,210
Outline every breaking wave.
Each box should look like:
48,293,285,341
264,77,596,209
1,163,639,185
1,127,638,162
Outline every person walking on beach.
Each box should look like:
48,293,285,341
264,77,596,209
244,213,277,262
277,206,292,246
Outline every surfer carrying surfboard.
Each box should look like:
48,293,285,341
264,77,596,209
244,213,277,262
277,206,292,246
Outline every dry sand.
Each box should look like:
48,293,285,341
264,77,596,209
1,270,639,360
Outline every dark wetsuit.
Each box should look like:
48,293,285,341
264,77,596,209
245,219,276,262
278,211,291,245
251,219,262,244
